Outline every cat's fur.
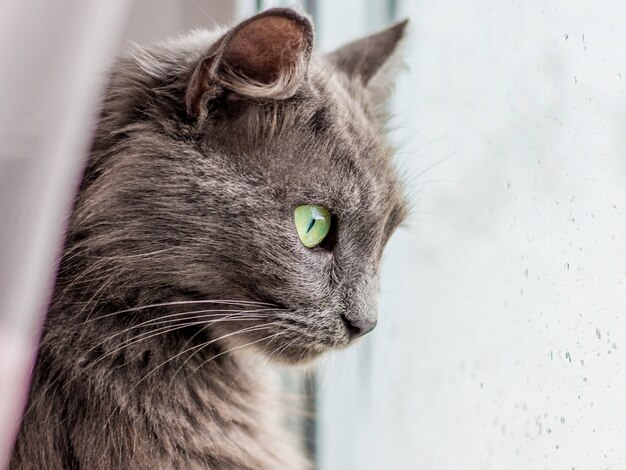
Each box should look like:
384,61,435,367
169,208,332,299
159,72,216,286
10,9,408,469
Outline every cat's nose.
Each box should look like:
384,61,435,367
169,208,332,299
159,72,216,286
341,314,377,339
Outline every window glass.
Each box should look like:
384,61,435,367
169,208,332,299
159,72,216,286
316,1,626,469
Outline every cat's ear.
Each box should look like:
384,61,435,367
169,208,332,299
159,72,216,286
327,19,408,100
186,8,314,118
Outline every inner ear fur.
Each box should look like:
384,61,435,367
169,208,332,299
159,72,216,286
186,8,314,119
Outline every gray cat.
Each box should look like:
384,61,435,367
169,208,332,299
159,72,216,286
10,8,408,469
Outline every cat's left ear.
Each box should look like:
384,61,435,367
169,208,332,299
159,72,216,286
327,19,408,102
186,8,314,119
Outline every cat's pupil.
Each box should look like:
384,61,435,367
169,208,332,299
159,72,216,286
306,219,316,233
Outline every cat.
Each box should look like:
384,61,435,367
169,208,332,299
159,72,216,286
10,8,408,469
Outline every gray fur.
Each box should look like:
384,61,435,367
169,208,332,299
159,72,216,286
10,9,408,469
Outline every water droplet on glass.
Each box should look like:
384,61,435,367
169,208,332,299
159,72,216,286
618,73,623,80
596,327,601,340
565,352,571,362
563,33,569,41
561,417,565,424
547,428,552,434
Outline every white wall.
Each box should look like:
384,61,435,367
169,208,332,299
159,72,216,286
317,1,626,469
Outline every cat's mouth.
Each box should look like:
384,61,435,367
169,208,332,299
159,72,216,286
257,335,342,365
173,290,375,363
249,312,376,365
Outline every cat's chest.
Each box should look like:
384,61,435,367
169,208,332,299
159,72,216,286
145,364,307,469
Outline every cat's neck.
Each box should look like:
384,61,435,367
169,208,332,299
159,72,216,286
15,301,309,469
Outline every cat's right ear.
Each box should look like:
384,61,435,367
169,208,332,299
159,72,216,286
186,8,314,120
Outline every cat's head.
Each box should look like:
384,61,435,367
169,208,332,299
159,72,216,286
70,9,408,364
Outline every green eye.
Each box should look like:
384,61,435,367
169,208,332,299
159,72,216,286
294,205,332,248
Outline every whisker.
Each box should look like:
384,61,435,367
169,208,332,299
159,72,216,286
85,299,281,323
268,335,301,362
413,152,456,179
191,329,286,374
363,114,396,154
80,307,281,368
220,313,301,400
167,322,216,384
177,322,280,379
166,307,280,382
92,315,261,366
87,307,275,346
103,325,281,426
26,313,272,417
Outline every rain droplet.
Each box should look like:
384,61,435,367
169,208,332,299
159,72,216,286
596,327,601,340
618,73,623,80
565,352,571,362
561,417,565,424
563,33,569,41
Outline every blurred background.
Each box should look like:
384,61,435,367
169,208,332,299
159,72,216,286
1,0,625,469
